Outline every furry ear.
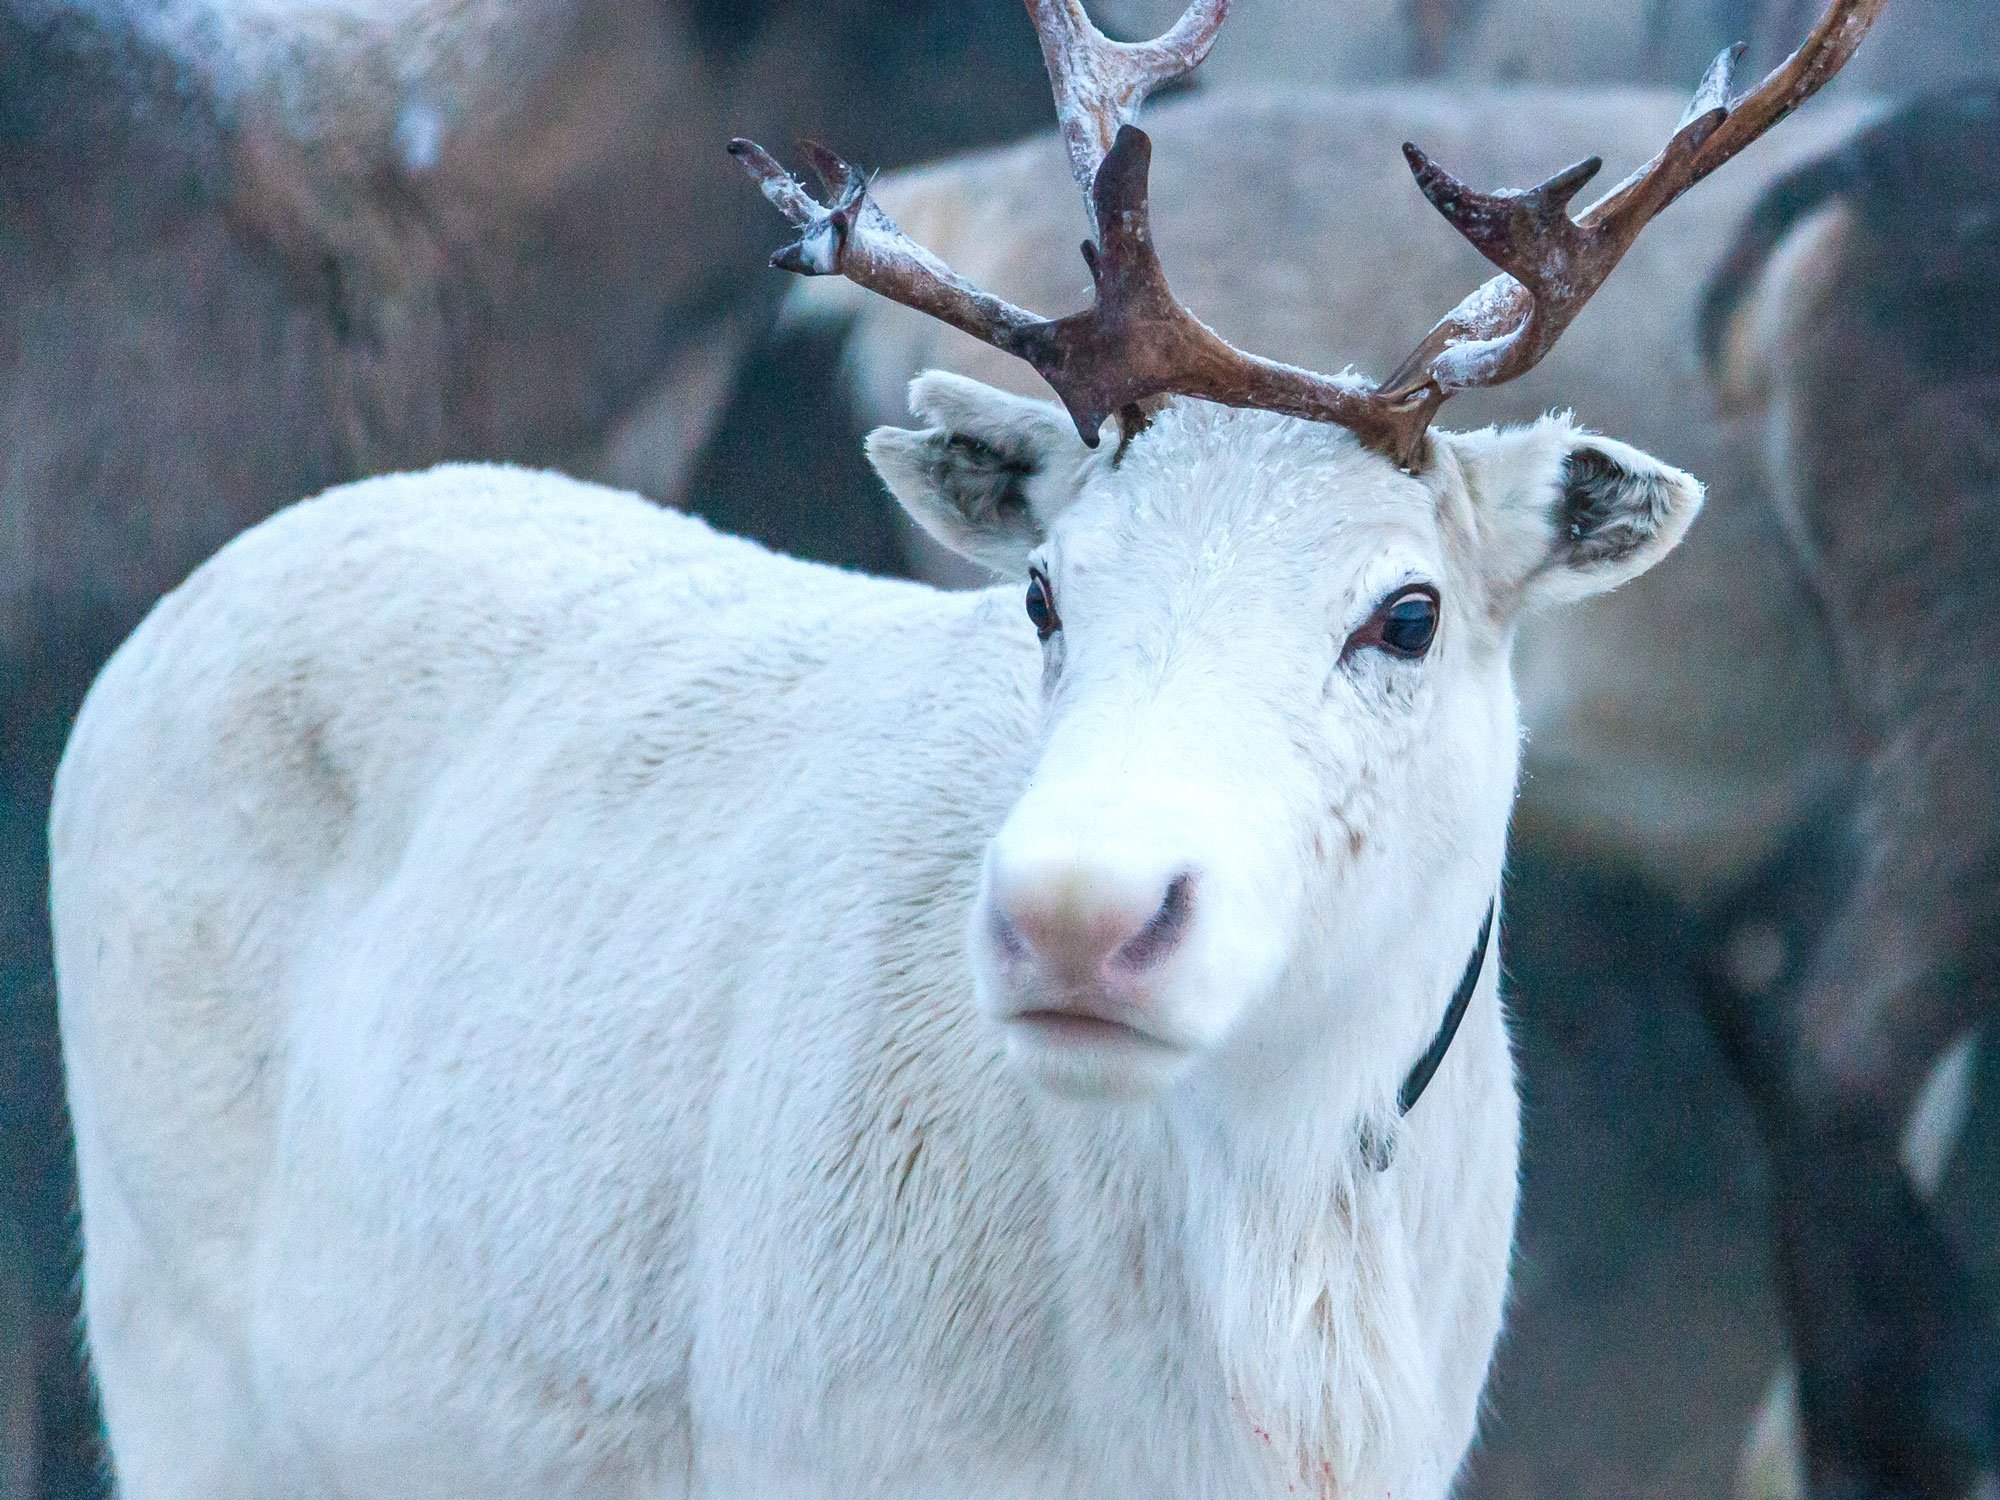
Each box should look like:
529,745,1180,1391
865,371,1101,575
1443,415,1705,613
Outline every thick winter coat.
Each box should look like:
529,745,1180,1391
50,376,1701,1498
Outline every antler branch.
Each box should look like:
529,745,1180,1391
1378,0,1886,464
728,138,1042,351
1026,0,1231,227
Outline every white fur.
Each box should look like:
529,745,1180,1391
52,385,1700,1500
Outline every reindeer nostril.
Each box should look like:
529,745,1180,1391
1114,872,1195,972
989,903,1030,963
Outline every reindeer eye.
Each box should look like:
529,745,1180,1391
1346,585,1440,661
1381,591,1439,655
1025,568,1061,641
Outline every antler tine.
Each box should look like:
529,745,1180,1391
728,138,1043,347
1654,0,1885,189
1377,0,1884,467
1024,0,1231,226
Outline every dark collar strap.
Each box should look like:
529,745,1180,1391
1395,899,1496,1118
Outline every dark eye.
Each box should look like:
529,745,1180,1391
1381,590,1439,655
1025,567,1060,641
1346,585,1439,660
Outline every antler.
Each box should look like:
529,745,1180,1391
732,125,1413,450
1378,0,1889,460
729,138,1046,352
1025,0,1230,226
1003,127,1419,450
732,0,1883,471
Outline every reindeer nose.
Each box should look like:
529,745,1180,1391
989,861,1197,984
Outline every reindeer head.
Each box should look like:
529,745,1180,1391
871,378,1698,1102
736,0,1882,1104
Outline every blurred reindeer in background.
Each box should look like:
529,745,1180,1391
0,1,1058,1492
1701,84,2000,1500
1101,0,2000,90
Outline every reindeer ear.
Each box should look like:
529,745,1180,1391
1444,415,1705,613
866,372,1100,575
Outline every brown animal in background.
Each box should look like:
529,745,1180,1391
1702,83,2000,1500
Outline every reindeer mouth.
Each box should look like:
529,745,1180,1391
1007,1007,1187,1054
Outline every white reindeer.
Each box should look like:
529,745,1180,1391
790,82,1882,903
48,2,1878,1496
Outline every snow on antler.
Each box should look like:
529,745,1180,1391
728,138,1042,350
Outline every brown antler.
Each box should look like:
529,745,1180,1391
732,0,1883,471
732,125,1415,450
1377,0,1888,463
729,138,1046,352
1004,127,1422,450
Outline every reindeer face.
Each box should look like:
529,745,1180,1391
737,0,1870,1110
871,373,1703,1101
